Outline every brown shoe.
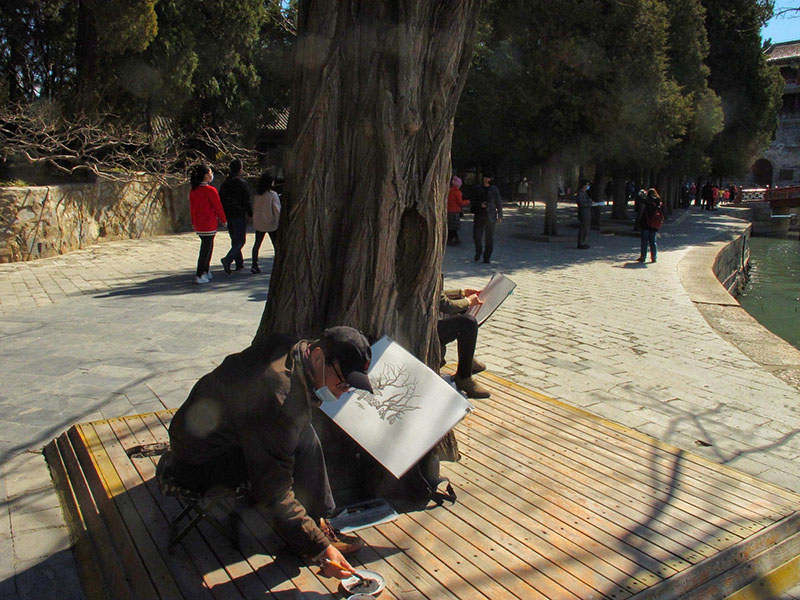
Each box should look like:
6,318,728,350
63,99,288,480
454,375,490,399
319,518,364,554
471,359,486,373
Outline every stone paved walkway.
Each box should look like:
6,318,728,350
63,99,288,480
1,203,799,599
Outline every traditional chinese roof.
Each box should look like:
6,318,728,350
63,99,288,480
765,39,800,63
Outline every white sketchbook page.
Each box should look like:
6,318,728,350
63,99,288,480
466,272,517,326
320,336,473,479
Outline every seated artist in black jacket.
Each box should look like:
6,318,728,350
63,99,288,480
167,326,373,579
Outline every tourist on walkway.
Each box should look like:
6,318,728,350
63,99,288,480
517,177,531,209
166,326,374,578
251,172,281,273
439,285,490,399
701,181,712,210
219,159,252,273
636,188,664,263
576,179,591,249
189,164,226,284
471,174,503,263
447,175,469,246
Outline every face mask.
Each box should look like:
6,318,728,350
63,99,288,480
208,172,214,183
314,361,339,404
314,386,338,404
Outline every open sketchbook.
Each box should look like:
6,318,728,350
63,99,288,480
466,272,517,326
320,336,473,479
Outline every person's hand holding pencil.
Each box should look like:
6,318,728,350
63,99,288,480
319,545,356,579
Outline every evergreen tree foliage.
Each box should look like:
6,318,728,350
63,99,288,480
702,0,783,176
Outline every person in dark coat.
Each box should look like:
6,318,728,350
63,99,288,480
219,159,252,273
471,174,503,264
167,326,374,579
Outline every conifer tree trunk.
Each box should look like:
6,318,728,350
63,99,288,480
542,154,560,236
254,1,481,366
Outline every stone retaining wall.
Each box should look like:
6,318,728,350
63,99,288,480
713,224,751,294
0,177,190,263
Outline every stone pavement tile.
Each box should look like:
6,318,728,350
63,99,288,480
13,550,85,600
756,467,800,495
10,507,65,534
6,486,62,516
11,526,71,563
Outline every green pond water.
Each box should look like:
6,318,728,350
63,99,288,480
737,235,800,350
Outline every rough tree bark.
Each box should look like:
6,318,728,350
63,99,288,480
542,154,560,236
610,174,628,220
254,1,481,367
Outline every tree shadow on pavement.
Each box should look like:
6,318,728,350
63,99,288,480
93,258,274,302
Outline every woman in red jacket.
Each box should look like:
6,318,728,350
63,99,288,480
447,175,469,246
189,164,227,284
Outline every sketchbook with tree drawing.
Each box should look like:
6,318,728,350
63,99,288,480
320,336,473,479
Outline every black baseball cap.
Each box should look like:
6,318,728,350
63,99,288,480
319,326,373,393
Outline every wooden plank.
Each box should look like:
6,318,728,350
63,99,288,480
95,418,222,600
406,502,592,599
462,416,736,558
103,418,241,600
477,378,785,528
77,422,185,600
457,422,695,572
44,439,112,600
446,459,662,598
390,509,535,600
422,480,651,597
446,457,679,583
630,515,800,600
56,431,136,600
467,398,763,542
460,418,722,560
103,418,220,600
367,520,492,600
482,373,800,508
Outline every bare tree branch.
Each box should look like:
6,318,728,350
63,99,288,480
0,102,258,185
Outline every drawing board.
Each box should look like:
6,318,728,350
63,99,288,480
467,272,517,325
320,336,473,478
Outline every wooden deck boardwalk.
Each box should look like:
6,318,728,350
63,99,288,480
45,372,800,599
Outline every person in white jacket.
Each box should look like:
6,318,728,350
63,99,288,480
251,172,281,273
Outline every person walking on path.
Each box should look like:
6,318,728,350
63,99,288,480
189,164,227,284
219,159,252,274
471,174,503,263
636,188,665,263
517,177,531,209
701,181,713,211
447,175,469,246
576,179,591,249
251,172,281,273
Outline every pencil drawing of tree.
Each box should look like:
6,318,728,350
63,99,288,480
353,364,422,425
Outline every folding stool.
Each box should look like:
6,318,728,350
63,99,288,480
155,451,248,554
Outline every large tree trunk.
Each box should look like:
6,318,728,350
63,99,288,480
610,174,627,220
254,1,481,367
75,0,99,110
542,153,560,236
